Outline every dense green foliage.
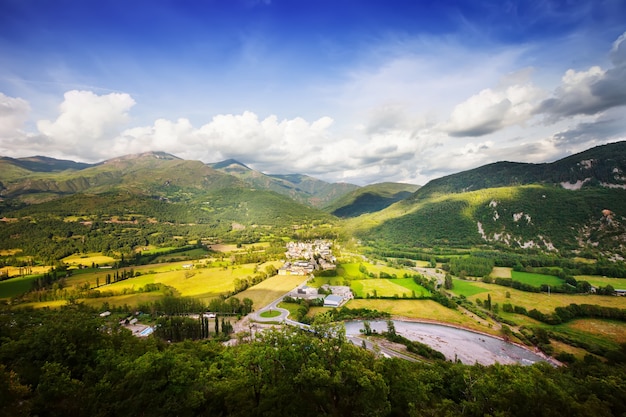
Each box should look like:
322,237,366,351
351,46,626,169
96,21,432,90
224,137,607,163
325,182,419,218
413,141,626,198
1,305,626,417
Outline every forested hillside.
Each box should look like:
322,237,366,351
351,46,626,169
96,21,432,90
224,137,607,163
325,182,419,218
414,141,626,198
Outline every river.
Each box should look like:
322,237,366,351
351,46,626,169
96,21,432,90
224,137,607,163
344,320,550,365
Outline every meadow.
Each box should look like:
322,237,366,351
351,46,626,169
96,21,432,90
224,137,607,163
510,270,564,287
350,278,431,298
236,274,308,309
575,275,626,289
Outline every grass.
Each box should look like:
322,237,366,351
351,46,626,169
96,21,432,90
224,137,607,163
559,318,626,345
467,281,626,314
449,278,489,297
344,299,499,335
490,267,512,278
260,309,282,318
62,253,117,267
277,301,302,318
0,265,51,279
235,274,308,310
511,271,564,287
351,278,430,298
575,275,626,289
0,275,39,299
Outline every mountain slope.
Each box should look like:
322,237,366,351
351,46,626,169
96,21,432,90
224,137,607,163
413,141,626,199
353,142,626,256
0,152,242,204
324,182,420,218
209,160,359,207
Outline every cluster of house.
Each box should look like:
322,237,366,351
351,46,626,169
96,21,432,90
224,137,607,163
277,240,353,307
278,240,337,276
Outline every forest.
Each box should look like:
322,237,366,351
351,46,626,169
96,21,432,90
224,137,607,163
1,304,625,417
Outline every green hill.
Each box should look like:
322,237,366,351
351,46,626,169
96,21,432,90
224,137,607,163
209,159,359,207
352,142,626,257
324,182,419,218
0,152,241,204
413,141,626,199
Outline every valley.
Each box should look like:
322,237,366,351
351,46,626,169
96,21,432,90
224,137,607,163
1,143,626,415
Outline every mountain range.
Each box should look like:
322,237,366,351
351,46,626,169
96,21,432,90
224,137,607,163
2,142,626,257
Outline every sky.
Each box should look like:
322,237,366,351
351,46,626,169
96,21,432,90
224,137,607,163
1,0,626,186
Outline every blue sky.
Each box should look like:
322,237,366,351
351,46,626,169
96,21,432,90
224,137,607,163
1,0,626,185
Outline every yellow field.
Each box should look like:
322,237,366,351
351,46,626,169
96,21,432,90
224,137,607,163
62,253,117,267
0,249,21,256
490,267,512,278
93,261,282,302
0,265,51,278
344,299,498,334
575,275,626,289
564,319,626,344
236,274,308,309
466,281,626,314
208,242,270,253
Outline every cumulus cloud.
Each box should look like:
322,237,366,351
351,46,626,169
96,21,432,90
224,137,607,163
0,92,30,138
444,71,544,137
36,90,135,159
536,31,626,120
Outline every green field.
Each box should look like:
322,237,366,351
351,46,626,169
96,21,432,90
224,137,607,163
466,281,626,314
575,275,626,289
260,309,281,318
0,275,39,299
510,271,563,287
351,278,430,298
449,278,489,297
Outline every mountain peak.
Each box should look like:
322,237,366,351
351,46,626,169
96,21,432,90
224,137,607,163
103,152,181,164
209,159,251,171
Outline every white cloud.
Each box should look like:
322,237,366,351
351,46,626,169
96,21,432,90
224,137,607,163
36,90,135,159
0,92,30,138
444,71,545,137
536,31,626,121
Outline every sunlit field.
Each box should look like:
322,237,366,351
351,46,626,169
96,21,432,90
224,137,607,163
236,274,308,310
344,299,497,334
63,253,117,267
350,278,431,298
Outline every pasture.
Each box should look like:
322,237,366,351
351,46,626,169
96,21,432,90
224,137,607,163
511,271,563,287
0,275,39,299
465,281,626,314
62,253,117,267
350,278,430,298
575,275,626,289
449,278,489,297
236,274,308,309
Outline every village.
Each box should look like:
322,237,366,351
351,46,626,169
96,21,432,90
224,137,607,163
279,240,353,308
